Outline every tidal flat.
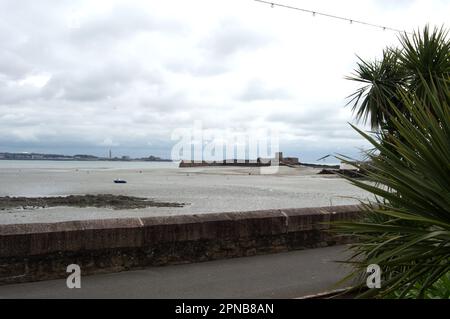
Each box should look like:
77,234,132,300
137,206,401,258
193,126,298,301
0,161,371,224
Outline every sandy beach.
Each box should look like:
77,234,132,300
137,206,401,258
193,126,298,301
0,161,370,224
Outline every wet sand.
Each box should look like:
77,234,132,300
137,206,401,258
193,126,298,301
0,164,371,224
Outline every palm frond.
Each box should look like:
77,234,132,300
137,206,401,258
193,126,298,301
333,76,450,298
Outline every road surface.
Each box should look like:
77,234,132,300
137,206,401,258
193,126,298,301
0,245,352,298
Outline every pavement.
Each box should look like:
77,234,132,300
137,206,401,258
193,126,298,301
0,245,352,299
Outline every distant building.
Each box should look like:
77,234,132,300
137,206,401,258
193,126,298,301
276,152,299,165
179,151,300,167
340,162,358,170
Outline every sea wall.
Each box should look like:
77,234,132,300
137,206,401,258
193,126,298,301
0,205,362,285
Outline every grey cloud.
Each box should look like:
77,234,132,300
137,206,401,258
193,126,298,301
166,59,230,77
138,90,191,112
42,62,164,102
2,0,414,159
0,50,33,80
239,80,291,101
201,19,273,58
68,5,186,45
267,104,337,125
164,19,271,77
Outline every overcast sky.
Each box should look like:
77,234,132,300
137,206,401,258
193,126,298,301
0,0,448,161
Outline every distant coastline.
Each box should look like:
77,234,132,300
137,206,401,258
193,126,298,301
0,151,341,168
0,152,172,162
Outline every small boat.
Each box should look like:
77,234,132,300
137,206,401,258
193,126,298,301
113,179,127,184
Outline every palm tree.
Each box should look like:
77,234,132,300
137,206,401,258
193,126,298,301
399,25,450,103
347,25,449,131
346,48,406,130
334,25,450,298
335,78,450,298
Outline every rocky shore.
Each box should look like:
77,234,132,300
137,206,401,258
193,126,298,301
0,194,185,210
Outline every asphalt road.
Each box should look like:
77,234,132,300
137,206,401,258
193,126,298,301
0,245,352,299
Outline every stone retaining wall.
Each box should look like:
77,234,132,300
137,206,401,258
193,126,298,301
0,205,362,285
